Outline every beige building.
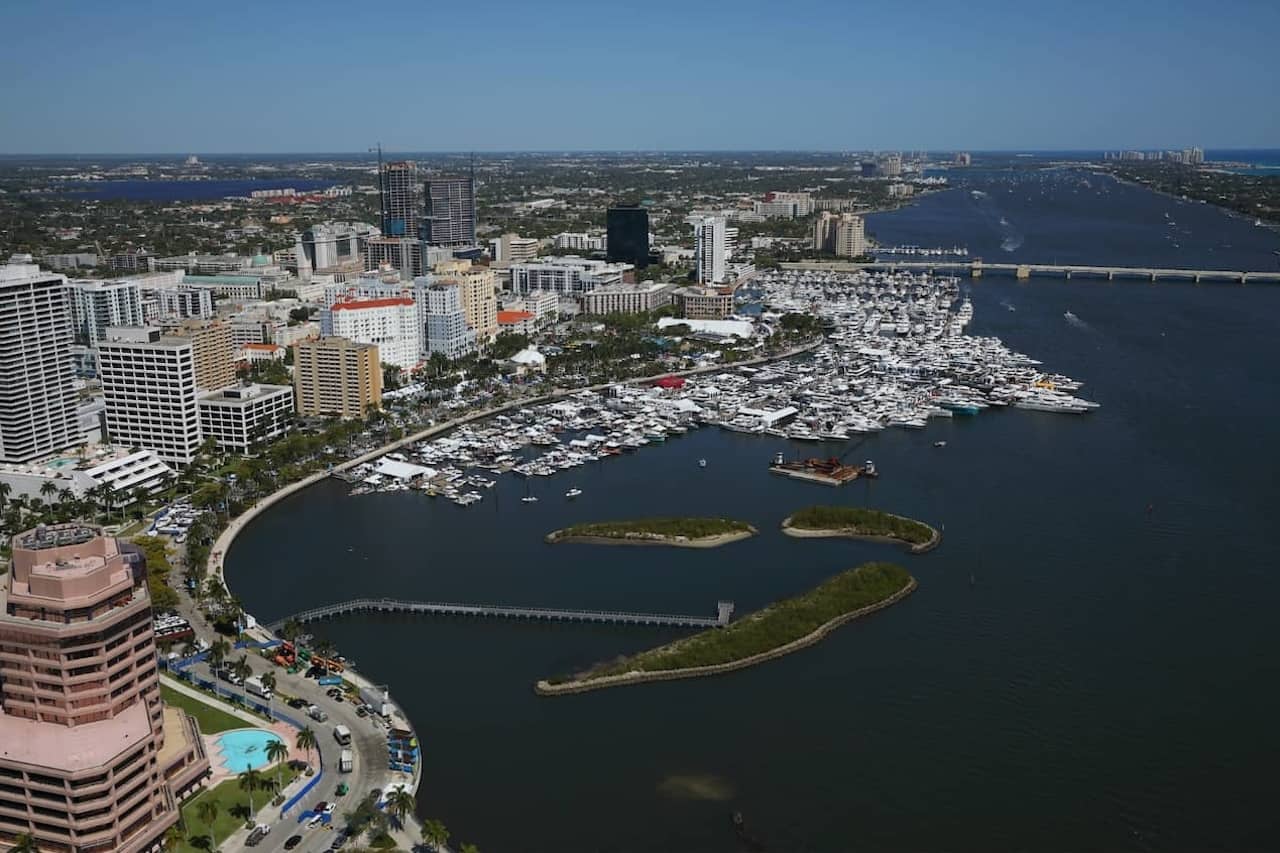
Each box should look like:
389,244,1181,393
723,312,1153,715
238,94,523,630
0,524,209,853
673,285,734,320
434,259,498,343
293,336,382,418
166,318,235,391
813,212,866,257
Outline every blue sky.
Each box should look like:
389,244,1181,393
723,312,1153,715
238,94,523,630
1,0,1276,153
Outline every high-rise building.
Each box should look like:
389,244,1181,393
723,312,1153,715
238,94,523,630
0,524,210,853
378,161,419,238
813,211,839,254
292,337,382,418
433,260,498,343
97,327,202,466
324,295,420,369
606,205,650,268
835,214,867,258
68,279,145,345
423,176,477,247
884,154,903,177
295,221,380,277
197,383,295,452
690,216,727,284
0,258,81,464
425,282,478,360
170,319,236,392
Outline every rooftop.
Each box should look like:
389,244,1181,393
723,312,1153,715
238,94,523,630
0,699,152,772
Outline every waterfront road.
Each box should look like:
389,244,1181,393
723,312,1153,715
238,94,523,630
182,655,419,853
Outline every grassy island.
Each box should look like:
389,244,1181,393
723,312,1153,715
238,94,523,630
537,562,915,695
545,517,756,548
782,506,940,553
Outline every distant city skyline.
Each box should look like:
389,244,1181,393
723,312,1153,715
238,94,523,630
1,0,1277,154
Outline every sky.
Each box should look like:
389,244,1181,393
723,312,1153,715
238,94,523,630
1,0,1277,154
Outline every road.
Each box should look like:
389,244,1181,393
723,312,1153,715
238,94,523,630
179,656,417,853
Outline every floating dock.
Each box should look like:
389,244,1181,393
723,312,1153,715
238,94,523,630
768,455,877,486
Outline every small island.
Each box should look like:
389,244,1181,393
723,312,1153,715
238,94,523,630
545,517,757,548
781,506,941,554
536,562,916,695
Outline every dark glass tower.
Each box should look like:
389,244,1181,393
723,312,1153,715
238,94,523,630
606,205,650,268
423,177,477,247
379,161,419,237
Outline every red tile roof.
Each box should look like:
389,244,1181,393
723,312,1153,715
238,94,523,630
497,310,534,323
331,297,414,310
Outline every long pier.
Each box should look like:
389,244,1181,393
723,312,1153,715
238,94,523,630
782,260,1280,284
267,598,735,631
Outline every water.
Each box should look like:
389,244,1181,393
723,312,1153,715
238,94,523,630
51,178,331,202
216,729,284,773
227,171,1280,852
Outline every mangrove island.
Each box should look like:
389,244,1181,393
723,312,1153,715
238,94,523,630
782,505,941,553
536,561,916,695
545,517,757,548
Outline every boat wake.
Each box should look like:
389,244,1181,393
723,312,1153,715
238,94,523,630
1000,300,1016,312
1063,310,1089,330
1000,233,1024,252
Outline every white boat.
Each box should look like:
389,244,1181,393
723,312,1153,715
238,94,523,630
698,459,707,468
565,488,583,499
521,496,539,503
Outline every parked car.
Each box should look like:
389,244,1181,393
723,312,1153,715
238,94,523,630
286,697,307,709
284,836,303,850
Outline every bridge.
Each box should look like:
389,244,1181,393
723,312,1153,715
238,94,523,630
266,598,736,632
781,260,1280,284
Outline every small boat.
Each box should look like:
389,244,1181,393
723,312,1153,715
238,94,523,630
698,458,707,468
521,496,539,503
565,488,583,499
934,440,947,447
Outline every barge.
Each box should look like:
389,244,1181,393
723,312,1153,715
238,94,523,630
768,453,878,486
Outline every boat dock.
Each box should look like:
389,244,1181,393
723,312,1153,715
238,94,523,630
769,455,877,486
268,598,736,631
782,260,1280,284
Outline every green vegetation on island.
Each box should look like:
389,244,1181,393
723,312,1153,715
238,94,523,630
548,562,913,686
785,505,935,546
548,517,755,544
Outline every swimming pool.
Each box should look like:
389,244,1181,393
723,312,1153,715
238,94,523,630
216,729,284,772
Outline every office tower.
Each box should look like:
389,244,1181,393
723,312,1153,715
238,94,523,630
423,176,477,247
379,161,419,238
197,383,295,452
0,258,81,463
293,337,382,418
813,211,838,254
691,216,727,284
0,523,211,852
97,327,202,465
68,279,145,345
489,233,539,264
606,205,650,268
425,282,478,360
433,259,498,343
325,294,420,369
171,319,235,392
835,214,867,257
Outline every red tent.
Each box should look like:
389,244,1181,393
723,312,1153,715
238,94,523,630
653,376,686,389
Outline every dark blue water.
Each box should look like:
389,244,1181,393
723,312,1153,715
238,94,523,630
55,178,331,202
869,169,1280,269
227,172,1280,852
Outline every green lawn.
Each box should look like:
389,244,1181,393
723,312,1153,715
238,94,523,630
160,682,248,735
174,764,300,853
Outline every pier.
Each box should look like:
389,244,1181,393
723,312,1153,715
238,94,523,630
267,598,736,631
783,260,1280,284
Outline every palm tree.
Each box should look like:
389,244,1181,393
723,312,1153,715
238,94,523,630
57,488,77,521
0,480,11,512
280,618,303,644
460,844,482,853
39,480,58,504
311,637,336,673
385,787,416,830
196,798,218,830
188,834,214,851
260,671,277,720
163,823,185,850
295,726,318,770
10,833,38,853
207,639,231,675
238,767,263,823
421,818,450,852
232,655,252,706
265,737,290,791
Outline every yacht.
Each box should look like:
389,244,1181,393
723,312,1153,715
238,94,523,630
565,488,583,499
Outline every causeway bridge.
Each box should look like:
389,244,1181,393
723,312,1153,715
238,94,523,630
267,598,736,631
782,260,1280,284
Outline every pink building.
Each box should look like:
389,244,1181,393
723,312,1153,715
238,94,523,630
0,524,209,852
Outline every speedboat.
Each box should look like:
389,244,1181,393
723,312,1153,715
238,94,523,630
521,496,539,503
565,488,583,499
934,440,947,448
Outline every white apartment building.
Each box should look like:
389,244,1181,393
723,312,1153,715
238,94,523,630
425,283,477,360
581,281,675,315
553,232,607,252
509,256,632,295
489,233,540,264
752,192,815,218
68,279,145,345
835,214,867,257
433,260,498,343
0,257,81,463
96,327,202,466
154,285,215,320
690,216,727,284
326,295,420,369
197,383,295,453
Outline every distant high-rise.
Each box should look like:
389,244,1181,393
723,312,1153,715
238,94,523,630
69,279,145,345
379,161,419,238
690,216,727,284
835,213,867,258
606,205,650,268
423,177,477,247
97,327,203,465
0,258,81,463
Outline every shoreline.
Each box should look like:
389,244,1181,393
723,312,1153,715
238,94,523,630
544,528,756,549
780,513,942,554
534,577,918,696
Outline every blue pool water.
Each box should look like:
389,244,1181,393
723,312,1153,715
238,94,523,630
216,729,283,772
